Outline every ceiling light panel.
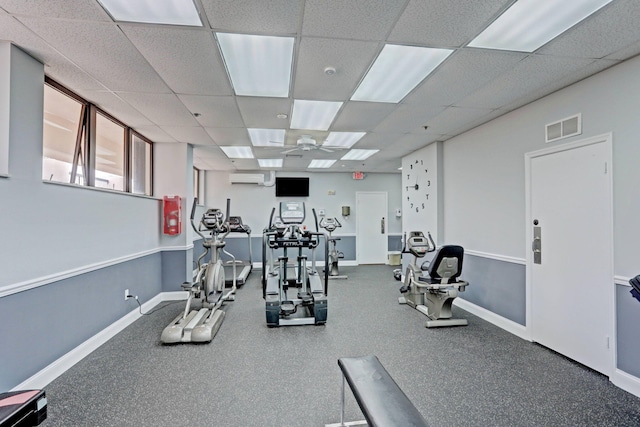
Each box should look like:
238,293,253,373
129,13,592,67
290,100,343,131
248,128,285,147
468,0,613,52
309,159,336,168
324,132,366,148
97,0,202,26
351,44,453,103
220,146,254,159
341,149,379,161
258,158,283,168
217,33,294,97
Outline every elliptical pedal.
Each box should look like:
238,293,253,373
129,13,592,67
298,291,313,304
280,301,296,315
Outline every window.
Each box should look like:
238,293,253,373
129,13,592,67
193,167,203,204
95,112,125,191
131,133,152,196
42,83,86,184
42,78,153,196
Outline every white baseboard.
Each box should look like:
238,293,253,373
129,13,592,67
453,298,531,341
11,292,187,391
612,369,640,398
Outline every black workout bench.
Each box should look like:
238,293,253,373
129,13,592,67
326,355,429,427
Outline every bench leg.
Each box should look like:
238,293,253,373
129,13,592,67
324,374,368,427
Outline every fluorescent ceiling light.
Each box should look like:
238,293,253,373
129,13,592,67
258,158,283,168
97,0,202,26
217,33,294,97
220,146,254,159
309,159,336,168
468,0,613,52
248,128,285,147
351,45,452,103
341,149,379,161
324,132,366,148
290,100,343,131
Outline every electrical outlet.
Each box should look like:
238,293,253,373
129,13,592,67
124,289,129,300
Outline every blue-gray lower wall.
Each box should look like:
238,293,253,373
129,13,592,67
162,249,192,292
459,254,526,325
616,284,640,378
0,252,163,391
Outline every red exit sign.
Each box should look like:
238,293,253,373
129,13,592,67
352,171,364,180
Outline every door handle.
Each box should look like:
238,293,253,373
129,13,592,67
532,226,541,264
380,217,385,234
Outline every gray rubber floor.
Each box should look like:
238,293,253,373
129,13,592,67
44,265,640,426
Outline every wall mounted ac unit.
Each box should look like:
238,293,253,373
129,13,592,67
229,173,264,185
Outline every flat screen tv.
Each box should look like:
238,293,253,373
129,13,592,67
275,177,309,197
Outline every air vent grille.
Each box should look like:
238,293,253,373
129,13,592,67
546,114,581,143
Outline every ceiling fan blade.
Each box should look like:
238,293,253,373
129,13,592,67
281,147,299,154
319,147,334,153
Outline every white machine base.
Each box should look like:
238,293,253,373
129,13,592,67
161,308,225,343
325,421,368,426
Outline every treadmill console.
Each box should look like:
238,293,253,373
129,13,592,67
201,209,225,231
279,201,305,225
228,216,250,233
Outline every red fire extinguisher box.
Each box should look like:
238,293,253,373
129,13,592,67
163,195,182,235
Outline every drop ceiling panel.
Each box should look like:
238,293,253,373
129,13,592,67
161,126,216,146
118,93,199,126
403,48,526,108
0,0,111,21
120,25,232,96
177,95,244,127
388,0,510,47
456,55,594,109
331,102,397,132
0,14,104,91
606,40,640,61
16,17,170,93
230,159,259,170
77,90,154,127
539,0,640,59
201,0,304,34
374,104,446,134
204,127,250,146
293,37,379,101
353,132,404,150
302,0,407,41
134,126,176,143
236,97,292,128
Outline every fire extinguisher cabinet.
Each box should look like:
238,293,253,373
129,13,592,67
163,195,182,235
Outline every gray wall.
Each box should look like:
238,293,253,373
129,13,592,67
441,54,640,376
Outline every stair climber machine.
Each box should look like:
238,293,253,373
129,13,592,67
398,231,470,328
222,216,252,287
319,217,347,279
161,198,237,343
262,201,329,327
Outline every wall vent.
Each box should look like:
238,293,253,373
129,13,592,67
546,113,581,143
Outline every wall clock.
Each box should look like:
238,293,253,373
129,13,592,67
405,158,432,213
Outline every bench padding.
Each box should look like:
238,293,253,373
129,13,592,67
338,355,429,427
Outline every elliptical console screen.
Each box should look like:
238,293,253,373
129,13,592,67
279,201,305,224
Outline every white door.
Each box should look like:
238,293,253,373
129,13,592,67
527,134,613,376
356,192,388,264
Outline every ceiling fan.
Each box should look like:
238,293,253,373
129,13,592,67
280,135,347,154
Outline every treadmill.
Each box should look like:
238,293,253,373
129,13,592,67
223,216,252,286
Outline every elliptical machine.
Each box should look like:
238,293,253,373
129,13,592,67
161,198,237,343
398,231,469,328
319,217,347,279
262,201,329,327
